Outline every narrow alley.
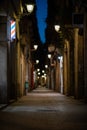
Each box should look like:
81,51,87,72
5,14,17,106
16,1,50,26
0,86,87,130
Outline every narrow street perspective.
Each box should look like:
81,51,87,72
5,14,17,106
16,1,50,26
1,1,87,129
0,86,87,130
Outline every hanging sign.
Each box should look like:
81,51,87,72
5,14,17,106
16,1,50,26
10,20,16,41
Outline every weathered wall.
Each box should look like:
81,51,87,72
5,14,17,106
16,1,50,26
0,16,8,103
0,44,7,103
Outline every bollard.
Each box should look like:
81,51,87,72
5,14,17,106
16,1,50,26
25,81,29,95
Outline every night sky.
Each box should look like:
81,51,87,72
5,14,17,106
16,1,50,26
36,0,47,44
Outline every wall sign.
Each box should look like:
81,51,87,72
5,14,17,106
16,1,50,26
11,20,16,41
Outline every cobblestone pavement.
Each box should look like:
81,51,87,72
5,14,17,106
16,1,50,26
0,86,87,130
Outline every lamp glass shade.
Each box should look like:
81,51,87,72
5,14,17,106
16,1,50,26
48,54,51,59
36,60,39,64
54,25,60,32
26,4,34,13
34,45,38,50
45,65,48,68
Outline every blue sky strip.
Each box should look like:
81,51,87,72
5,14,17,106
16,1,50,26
36,0,47,44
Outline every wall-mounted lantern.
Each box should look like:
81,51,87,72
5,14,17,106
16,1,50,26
26,4,34,13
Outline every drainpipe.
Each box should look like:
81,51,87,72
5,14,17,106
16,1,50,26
84,12,87,102
16,18,21,97
63,39,70,95
63,42,68,94
74,28,79,98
